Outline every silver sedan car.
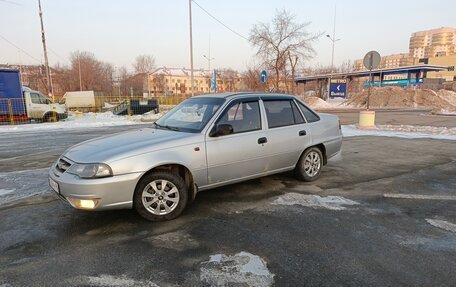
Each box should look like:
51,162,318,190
49,93,342,221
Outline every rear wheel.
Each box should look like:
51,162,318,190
133,171,188,221
295,147,323,182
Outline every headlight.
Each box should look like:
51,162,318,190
67,163,112,179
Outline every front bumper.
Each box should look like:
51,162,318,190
49,165,143,211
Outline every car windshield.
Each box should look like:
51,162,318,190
155,97,225,133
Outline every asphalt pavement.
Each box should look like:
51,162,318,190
0,116,455,287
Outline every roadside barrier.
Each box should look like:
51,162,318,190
0,95,190,125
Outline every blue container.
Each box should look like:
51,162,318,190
0,69,27,117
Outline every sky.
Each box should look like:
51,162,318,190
0,0,455,73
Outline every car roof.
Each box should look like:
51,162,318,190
193,92,296,100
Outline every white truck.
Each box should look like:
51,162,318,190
62,91,104,112
0,69,67,122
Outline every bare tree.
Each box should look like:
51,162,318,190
249,10,320,93
133,55,155,74
58,51,114,94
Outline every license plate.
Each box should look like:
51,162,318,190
49,177,60,194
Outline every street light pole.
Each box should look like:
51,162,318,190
188,0,194,96
325,5,340,99
78,57,82,91
203,55,214,73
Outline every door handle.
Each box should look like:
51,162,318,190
258,137,267,144
299,130,307,136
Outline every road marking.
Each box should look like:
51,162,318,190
384,193,456,201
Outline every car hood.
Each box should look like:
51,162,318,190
64,127,200,163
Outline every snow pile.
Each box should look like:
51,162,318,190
342,124,456,140
0,111,162,133
345,87,456,113
200,252,274,287
272,193,359,210
304,97,345,109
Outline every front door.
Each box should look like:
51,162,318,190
205,99,268,186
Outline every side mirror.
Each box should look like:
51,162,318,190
210,124,233,137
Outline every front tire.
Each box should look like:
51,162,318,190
133,171,188,221
295,147,323,182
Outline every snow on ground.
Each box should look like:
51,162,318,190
426,219,456,233
200,252,274,287
0,168,51,206
0,111,162,133
67,275,159,287
272,193,359,211
342,125,456,140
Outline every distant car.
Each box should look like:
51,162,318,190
49,93,342,221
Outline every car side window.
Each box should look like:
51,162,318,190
216,100,261,134
264,100,300,128
291,101,305,124
298,102,320,123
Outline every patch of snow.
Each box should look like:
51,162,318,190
272,193,359,211
200,252,274,287
0,189,15,196
342,125,456,141
426,219,456,233
70,275,159,287
0,168,50,206
0,111,162,133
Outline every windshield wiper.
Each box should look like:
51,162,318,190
154,122,180,131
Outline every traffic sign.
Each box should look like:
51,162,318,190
329,79,347,98
260,70,267,83
363,51,381,70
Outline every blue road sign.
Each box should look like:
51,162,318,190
211,69,217,92
329,79,347,98
260,70,267,83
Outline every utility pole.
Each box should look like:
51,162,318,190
188,0,194,96
38,0,53,98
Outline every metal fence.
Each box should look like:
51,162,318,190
0,95,190,125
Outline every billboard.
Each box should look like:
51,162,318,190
329,79,347,98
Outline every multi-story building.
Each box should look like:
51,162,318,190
147,67,241,96
353,53,417,71
409,27,456,58
426,55,456,82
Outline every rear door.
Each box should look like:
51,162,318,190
262,98,312,171
205,98,268,185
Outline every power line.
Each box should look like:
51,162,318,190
48,46,70,65
191,0,250,42
0,0,21,6
0,34,41,63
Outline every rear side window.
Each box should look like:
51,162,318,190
264,100,304,128
297,102,320,123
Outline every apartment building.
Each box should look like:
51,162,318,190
147,67,241,96
353,53,417,71
409,27,456,58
